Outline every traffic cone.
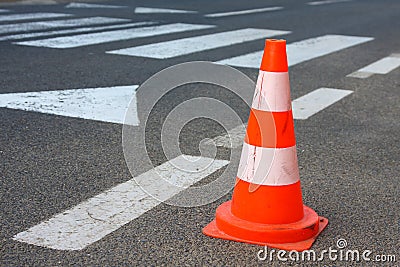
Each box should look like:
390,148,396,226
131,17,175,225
203,39,328,251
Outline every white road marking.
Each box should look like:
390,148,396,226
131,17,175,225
0,13,72,22
217,34,373,69
107,28,290,59
291,88,353,119
0,86,139,125
209,88,353,148
307,0,352,6
15,23,215,48
0,22,156,42
204,6,283,18
347,54,400,78
0,17,130,35
13,155,229,250
66,2,127,9
210,123,247,149
134,7,197,14
0,9,10,13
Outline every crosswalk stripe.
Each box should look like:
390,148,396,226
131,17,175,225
65,2,127,9
134,7,197,14
0,12,72,23
0,86,139,125
0,9,10,13
0,17,130,35
217,34,373,69
291,88,353,119
0,22,156,42
106,28,290,59
204,6,283,18
13,155,229,250
208,88,353,148
15,23,215,48
347,54,400,78
307,0,352,6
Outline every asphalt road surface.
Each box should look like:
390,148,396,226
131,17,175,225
1,0,399,266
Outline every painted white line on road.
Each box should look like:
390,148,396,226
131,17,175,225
0,86,139,125
135,7,197,14
205,6,283,18
347,54,400,78
0,9,10,13
287,35,373,66
210,123,247,149
0,17,130,35
209,88,353,148
217,34,373,69
13,155,229,250
292,88,353,119
107,28,290,59
0,13,72,22
66,2,127,9
15,23,215,48
307,0,352,6
0,22,156,42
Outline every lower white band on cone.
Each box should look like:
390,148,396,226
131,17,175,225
237,142,300,186
252,71,291,112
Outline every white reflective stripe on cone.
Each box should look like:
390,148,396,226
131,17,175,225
252,71,292,112
237,142,300,186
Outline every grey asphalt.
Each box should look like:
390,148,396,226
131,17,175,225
0,0,399,266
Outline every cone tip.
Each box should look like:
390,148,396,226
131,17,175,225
260,39,288,72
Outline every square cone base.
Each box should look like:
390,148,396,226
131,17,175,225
203,216,328,251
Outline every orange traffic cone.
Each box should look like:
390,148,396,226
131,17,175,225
203,39,328,251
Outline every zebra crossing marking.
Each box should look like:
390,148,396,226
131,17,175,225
134,7,197,14
15,23,215,48
0,17,130,35
107,28,290,59
0,9,10,13
0,13,72,23
65,2,127,9
292,88,353,119
0,21,156,42
0,86,139,125
13,155,229,250
204,6,283,18
307,0,352,6
217,34,373,69
347,54,400,78
208,88,353,148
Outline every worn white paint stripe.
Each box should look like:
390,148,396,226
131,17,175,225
134,7,197,14
287,35,374,66
307,0,351,6
0,22,156,42
252,71,291,112
237,143,299,185
107,28,290,59
209,123,247,149
13,155,229,250
209,88,353,148
205,6,283,18
0,86,139,125
66,2,127,9
292,88,353,120
217,34,374,69
0,13,72,22
15,23,215,48
347,55,400,78
0,17,130,35
0,9,10,13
